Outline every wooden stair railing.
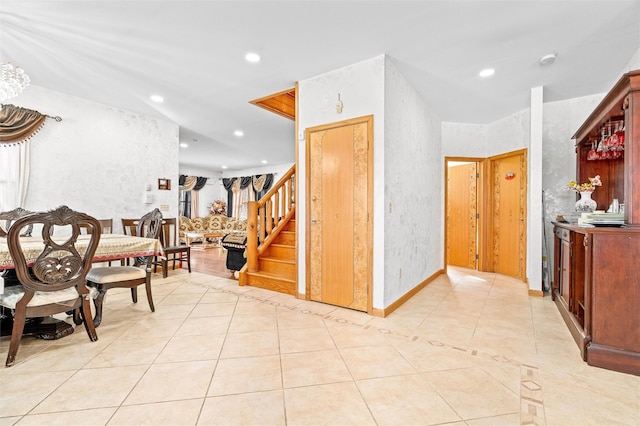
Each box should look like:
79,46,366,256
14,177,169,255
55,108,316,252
245,165,295,273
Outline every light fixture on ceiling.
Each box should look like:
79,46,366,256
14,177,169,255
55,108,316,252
261,160,268,164
222,165,228,169
0,62,30,103
150,94,164,103
479,68,495,78
234,130,244,137
245,52,261,63
180,142,188,148
539,53,557,66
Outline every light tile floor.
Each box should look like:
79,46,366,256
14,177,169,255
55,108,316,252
0,267,638,425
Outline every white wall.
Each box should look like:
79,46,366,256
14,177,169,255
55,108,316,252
541,93,604,269
383,58,442,306
298,55,386,308
441,122,488,158
6,85,179,234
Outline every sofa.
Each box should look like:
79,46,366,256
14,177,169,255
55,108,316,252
178,214,247,245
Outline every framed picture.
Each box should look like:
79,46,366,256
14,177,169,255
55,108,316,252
158,178,171,190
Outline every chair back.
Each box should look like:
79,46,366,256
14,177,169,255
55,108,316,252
121,218,139,236
80,219,113,235
7,206,101,303
0,207,35,237
159,218,179,247
137,208,163,240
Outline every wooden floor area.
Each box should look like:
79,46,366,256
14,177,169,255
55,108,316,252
167,245,235,279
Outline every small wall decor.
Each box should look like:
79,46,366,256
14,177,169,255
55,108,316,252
505,172,516,180
158,178,171,190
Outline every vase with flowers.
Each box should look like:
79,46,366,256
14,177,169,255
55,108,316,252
565,175,602,212
210,199,226,215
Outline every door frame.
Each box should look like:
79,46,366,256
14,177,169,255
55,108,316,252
444,157,488,274
486,148,528,280
304,115,374,313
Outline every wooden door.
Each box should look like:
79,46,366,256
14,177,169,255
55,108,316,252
447,162,478,268
306,116,373,312
489,150,527,279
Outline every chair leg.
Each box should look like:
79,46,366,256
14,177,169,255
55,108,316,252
162,259,168,278
131,287,138,303
6,307,26,367
145,281,155,312
80,297,98,342
72,308,82,325
92,285,106,328
186,249,191,273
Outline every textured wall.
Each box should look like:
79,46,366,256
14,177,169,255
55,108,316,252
383,58,442,306
441,122,488,157
8,85,179,234
542,94,604,268
297,55,386,307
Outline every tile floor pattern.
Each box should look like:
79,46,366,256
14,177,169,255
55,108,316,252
0,267,638,425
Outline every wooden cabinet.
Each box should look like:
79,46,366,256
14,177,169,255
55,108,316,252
552,70,640,376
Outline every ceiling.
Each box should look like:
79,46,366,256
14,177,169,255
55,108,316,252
1,1,638,173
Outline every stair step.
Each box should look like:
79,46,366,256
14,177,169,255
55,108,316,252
274,230,295,245
258,257,295,279
242,271,296,295
265,243,295,260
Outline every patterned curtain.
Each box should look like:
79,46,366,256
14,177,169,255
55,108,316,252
190,177,208,218
222,178,236,217
0,104,47,144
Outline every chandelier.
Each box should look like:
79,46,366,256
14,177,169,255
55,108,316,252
0,62,30,103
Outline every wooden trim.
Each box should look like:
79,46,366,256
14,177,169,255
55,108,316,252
305,115,374,313
294,82,300,297
373,269,444,317
249,87,296,121
528,289,544,297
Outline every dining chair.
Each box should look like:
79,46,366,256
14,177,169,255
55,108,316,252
0,205,100,367
0,207,35,238
80,219,113,235
86,208,162,326
155,218,191,278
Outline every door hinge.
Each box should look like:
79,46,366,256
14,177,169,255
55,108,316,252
475,254,479,259
476,172,480,178
476,213,480,219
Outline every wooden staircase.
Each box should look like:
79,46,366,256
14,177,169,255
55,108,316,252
239,165,296,295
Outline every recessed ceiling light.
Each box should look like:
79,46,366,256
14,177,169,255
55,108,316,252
245,52,261,63
234,130,244,137
479,68,495,78
180,142,188,148
261,160,268,164
150,94,164,103
539,53,557,66
222,165,228,169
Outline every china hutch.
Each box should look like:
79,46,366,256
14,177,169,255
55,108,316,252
552,70,640,376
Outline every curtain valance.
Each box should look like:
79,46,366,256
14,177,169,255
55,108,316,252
0,104,61,145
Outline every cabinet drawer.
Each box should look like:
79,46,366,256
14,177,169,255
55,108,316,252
555,227,571,242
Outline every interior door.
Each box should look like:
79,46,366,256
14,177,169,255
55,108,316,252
447,162,478,268
306,116,373,312
489,149,527,279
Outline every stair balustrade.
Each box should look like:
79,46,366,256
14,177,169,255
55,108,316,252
245,165,295,273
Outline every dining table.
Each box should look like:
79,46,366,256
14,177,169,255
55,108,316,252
0,233,165,339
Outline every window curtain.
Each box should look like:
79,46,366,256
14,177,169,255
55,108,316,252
0,143,30,212
253,173,274,200
231,176,253,219
190,176,208,219
178,175,207,218
222,177,235,217
0,104,47,144
0,104,51,212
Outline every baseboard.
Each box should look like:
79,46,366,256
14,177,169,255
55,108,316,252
374,269,445,318
528,289,544,297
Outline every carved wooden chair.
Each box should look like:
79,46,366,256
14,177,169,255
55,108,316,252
0,207,35,238
0,205,100,367
155,218,191,278
86,209,162,326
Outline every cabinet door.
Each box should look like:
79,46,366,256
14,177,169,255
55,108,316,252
560,239,571,308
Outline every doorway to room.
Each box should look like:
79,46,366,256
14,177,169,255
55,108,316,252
445,149,528,281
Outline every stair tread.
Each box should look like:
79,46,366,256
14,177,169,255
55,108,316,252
260,256,295,264
245,270,295,282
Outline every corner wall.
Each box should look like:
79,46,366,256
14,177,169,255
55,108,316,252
7,85,179,233
383,58,443,306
